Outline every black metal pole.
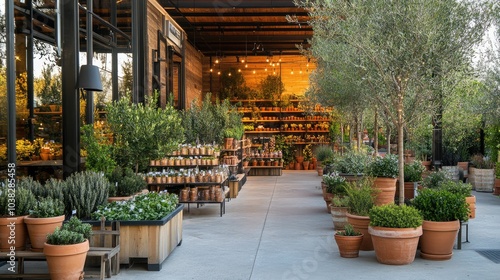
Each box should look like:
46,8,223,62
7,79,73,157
61,0,80,177
111,0,119,101
27,0,35,141
85,0,94,124
6,0,16,163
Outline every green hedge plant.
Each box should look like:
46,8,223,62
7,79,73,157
420,170,451,188
412,188,469,222
369,204,423,228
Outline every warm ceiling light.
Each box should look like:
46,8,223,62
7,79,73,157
253,70,256,74
238,69,241,72
265,68,267,71
217,71,221,75
228,73,232,76
215,58,219,64
245,64,248,68
241,58,245,63
210,68,213,72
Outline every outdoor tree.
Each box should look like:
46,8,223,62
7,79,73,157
297,0,495,203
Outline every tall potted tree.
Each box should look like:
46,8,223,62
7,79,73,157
412,188,469,260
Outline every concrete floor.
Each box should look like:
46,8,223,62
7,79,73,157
3,170,500,279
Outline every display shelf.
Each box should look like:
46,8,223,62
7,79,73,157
244,131,279,134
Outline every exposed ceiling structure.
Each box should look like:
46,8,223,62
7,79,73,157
160,0,312,57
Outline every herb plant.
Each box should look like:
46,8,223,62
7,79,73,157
29,197,65,218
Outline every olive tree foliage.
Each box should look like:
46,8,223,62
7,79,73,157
296,0,495,204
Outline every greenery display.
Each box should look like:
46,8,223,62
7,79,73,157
420,170,450,189
331,150,372,175
0,182,36,216
38,178,66,202
323,172,348,196
314,145,334,163
92,191,179,221
336,223,361,236
368,154,399,178
107,166,147,197
63,171,110,219
29,197,65,218
106,92,184,173
81,124,116,177
46,217,92,245
369,204,423,229
345,178,376,216
274,135,296,166
403,160,426,182
412,188,469,222
259,75,285,101
224,108,245,140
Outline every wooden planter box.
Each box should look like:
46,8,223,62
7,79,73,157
89,204,183,271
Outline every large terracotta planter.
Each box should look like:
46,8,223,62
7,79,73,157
44,240,89,280
331,206,349,230
372,177,397,206
395,181,418,200
0,216,27,251
323,193,333,213
472,168,495,192
24,215,65,252
466,195,476,219
334,233,364,258
346,213,373,251
420,220,460,260
369,226,422,265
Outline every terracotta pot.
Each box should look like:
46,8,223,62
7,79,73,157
369,226,422,265
334,233,364,258
0,216,27,251
317,168,324,176
346,213,373,251
331,206,349,230
24,215,65,252
420,220,460,260
422,161,432,171
494,179,500,196
44,240,89,280
40,153,50,160
295,156,304,163
303,161,310,170
466,195,476,219
107,195,133,203
394,181,418,200
224,138,234,150
372,177,397,206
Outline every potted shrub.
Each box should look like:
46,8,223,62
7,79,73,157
44,217,92,280
421,170,450,189
322,172,347,213
314,145,334,176
334,223,363,258
63,171,110,219
368,154,399,205
438,180,475,219
24,197,66,252
400,160,426,200
345,177,376,251
302,144,313,170
368,204,423,265
412,188,469,260
107,166,147,201
331,150,371,179
0,181,36,251
330,196,349,231
469,154,495,192
91,191,183,270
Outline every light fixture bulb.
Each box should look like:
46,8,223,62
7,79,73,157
215,58,219,64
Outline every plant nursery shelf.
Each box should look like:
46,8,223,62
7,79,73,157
245,131,279,134
149,165,219,168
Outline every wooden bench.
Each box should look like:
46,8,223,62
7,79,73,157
85,218,121,279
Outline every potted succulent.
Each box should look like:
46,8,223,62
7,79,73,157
345,177,376,251
334,223,363,258
44,217,92,280
368,154,399,205
24,197,66,252
368,204,423,265
412,188,469,260
0,181,36,251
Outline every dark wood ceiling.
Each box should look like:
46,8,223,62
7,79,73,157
159,0,312,57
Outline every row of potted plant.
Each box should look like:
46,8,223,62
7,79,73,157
171,144,220,157
146,169,228,184
150,156,220,167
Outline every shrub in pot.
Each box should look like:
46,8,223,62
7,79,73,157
436,180,475,219
368,154,399,205
368,204,423,265
334,223,363,258
0,181,36,251
107,166,147,198
25,197,66,251
399,160,426,200
345,178,376,251
63,171,110,219
420,170,451,189
44,217,92,280
412,188,469,260
331,150,372,175
330,196,349,230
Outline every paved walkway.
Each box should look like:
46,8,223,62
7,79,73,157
113,170,500,280
2,171,499,279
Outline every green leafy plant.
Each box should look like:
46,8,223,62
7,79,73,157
323,172,348,195
368,154,399,178
437,181,472,197
107,166,147,197
0,181,36,216
495,163,500,179
420,170,450,188
92,191,179,221
303,144,313,162
331,150,372,175
369,204,423,228
404,160,426,182
345,178,376,216
314,145,334,163
336,223,361,236
412,188,469,222
46,217,92,245
63,171,110,219
81,124,117,177
331,195,350,207
29,197,65,218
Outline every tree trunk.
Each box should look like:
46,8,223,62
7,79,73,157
374,110,379,155
397,100,405,205
386,127,391,154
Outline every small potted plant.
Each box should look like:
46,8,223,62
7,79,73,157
330,196,349,230
345,177,376,251
302,144,313,170
412,188,469,260
368,204,423,265
314,145,334,176
44,217,92,280
368,154,399,206
400,160,426,200
24,197,66,252
334,223,363,258
322,172,347,212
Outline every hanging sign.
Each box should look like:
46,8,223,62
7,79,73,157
166,20,182,48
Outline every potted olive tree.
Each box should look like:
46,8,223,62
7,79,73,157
412,188,469,260
44,217,92,280
368,204,423,265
